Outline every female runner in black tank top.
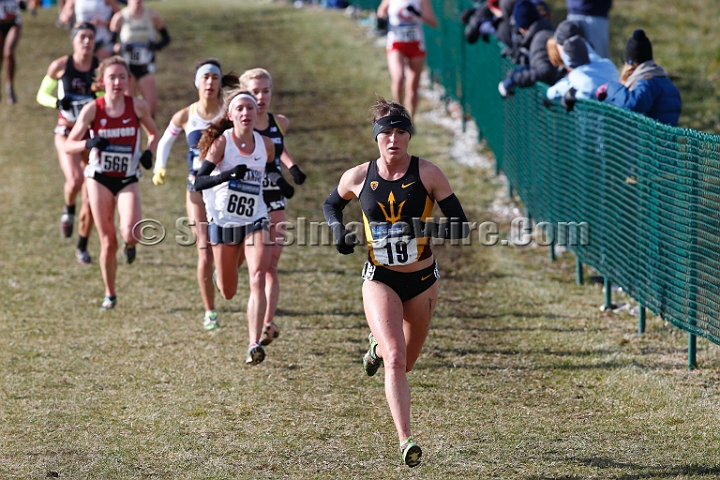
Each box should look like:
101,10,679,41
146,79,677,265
0,0,22,105
323,97,469,468
240,68,307,347
36,22,99,264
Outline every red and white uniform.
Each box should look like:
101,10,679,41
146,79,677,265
85,95,142,178
386,0,425,57
0,0,22,25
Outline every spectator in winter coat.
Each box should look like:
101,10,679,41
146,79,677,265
546,35,618,108
566,0,612,58
547,19,601,69
498,0,564,98
596,29,681,126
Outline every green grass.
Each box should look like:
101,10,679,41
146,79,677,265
1,0,720,478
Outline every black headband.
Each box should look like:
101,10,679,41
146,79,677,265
71,22,96,40
373,115,414,141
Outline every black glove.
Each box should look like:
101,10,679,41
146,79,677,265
86,136,110,151
147,41,157,52
406,5,421,17
333,225,358,255
19,1,27,10
460,7,476,25
561,88,577,112
220,164,248,182
289,165,306,185
139,150,153,170
275,176,295,199
57,96,73,110
376,16,388,33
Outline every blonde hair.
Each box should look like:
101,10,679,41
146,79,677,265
91,56,130,92
546,37,564,68
239,68,273,91
620,63,638,84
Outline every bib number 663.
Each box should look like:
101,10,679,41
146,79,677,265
226,193,255,217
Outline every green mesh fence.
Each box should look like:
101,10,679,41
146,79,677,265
350,0,379,10
425,0,720,345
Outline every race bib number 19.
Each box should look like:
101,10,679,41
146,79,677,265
370,223,418,266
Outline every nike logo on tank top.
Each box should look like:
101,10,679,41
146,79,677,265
358,156,434,266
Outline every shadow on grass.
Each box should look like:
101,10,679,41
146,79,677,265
528,456,720,479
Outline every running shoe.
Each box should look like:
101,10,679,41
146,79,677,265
260,321,280,345
75,249,92,265
6,86,16,106
203,310,219,330
362,333,383,377
124,244,136,264
401,438,422,468
245,342,266,366
100,296,117,310
60,213,74,238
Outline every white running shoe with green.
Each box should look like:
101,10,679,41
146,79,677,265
203,310,219,330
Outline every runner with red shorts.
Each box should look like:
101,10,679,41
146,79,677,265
377,0,437,119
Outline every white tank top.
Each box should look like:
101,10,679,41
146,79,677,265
386,0,424,48
203,130,268,227
185,103,223,173
75,0,112,44
119,8,155,65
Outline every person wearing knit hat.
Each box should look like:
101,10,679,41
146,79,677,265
596,29,681,125
546,35,619,110
565,0,612,58
547,19,602,70
512,0,540,30
498,0,561,98
623,28,653,65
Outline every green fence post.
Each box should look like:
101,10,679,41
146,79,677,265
576,256,583,285
688,333,697,370
549,243,555,262
638,303,646,334
604,277,612,310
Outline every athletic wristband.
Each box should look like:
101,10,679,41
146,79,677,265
323,187,352,239
436,193,471,239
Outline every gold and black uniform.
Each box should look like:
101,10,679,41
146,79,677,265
359,156,439,302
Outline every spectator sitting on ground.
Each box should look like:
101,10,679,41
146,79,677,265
546,19,601,69
498,0,563,98
546,35,618,110
596,29,681,126
566,0,612,58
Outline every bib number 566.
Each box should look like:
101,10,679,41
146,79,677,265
102,155,129,173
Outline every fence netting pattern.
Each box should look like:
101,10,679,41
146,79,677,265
353,0,720,345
